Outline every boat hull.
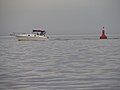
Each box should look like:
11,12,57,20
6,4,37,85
16,35,48,41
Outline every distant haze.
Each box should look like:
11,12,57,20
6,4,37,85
0,0,120,35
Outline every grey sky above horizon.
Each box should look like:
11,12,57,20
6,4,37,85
0,0,120,35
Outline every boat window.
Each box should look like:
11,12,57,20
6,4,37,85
37,33,39,35
28,35,30,36
34,35,36,37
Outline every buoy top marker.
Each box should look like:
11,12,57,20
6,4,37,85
100,27,107,39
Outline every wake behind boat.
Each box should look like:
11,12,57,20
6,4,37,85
16,29,48,41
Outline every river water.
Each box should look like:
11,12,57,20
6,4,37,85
0,35,120,90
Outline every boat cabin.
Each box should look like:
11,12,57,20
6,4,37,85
32,30,46,36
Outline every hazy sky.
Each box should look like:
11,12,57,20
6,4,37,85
0,0,120,35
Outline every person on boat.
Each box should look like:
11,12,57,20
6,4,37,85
40,31,46,36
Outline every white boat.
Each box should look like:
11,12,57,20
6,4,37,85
16,30,48,41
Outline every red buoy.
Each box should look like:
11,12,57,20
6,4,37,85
100,27,107,39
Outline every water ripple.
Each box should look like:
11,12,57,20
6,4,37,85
0,35,120,90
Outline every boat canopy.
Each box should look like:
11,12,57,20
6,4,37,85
33,30,45,32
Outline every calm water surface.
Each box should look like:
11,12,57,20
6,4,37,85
0,35,120,90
